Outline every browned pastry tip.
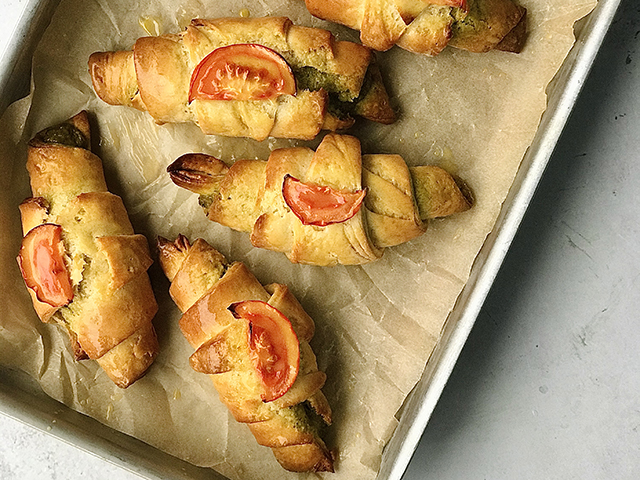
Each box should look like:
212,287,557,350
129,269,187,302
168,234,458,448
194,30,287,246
495,6,528,53
410,165,473,220
89,51,143,109
166,153,229,195
448,0,527,53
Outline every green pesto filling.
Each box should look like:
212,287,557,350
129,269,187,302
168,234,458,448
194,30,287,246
327,92,355,121
31,122,89,149
198,194,215,211
293,67,348,100
274,400,327,439
300,400,327,434
293,65,377,121
451,2,482,36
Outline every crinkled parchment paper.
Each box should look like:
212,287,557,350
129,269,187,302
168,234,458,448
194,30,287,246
0,0,596,479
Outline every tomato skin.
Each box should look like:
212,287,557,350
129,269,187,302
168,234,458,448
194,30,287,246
423,0,467,8
447,0,467,9
228,300,299,402
189,44,296,102
282,174,367,227
18,223,73,307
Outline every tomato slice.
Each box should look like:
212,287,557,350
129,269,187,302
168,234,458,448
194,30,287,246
425,0,467,8
228,300,300,402
448,0,467,9
18,223,73,307
189,44,296,102
282,174,367,227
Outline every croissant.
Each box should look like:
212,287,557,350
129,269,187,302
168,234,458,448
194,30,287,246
168,133,472,266
89,16,395,141
303,0,527,55
157,235,333,472
17,111,159,388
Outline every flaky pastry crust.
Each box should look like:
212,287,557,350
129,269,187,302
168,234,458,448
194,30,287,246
304,0,527,55
158,235,333,472
89,16,395,141
168,133,472,266
18,111,158,388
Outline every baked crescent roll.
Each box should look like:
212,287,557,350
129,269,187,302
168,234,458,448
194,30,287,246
157,235,333,472
168,133,472,266
89,16,395,141
17,111,159,388
303,0,527,55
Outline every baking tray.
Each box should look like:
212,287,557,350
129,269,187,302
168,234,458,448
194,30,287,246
0,0,622,478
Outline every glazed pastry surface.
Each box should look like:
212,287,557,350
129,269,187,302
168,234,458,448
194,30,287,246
17,111,159,388
158,235,333,472
89,16,395,141
168,133,472,266
304,0,527,55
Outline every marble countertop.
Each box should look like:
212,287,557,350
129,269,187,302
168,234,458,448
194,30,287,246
2,0,639,478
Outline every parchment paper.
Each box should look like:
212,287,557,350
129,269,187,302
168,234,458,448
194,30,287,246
0,0,596,479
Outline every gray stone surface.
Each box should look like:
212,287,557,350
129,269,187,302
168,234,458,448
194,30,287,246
2,1,639,479
403,1,640,478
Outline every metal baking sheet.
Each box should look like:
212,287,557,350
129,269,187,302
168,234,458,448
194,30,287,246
0,0,622,478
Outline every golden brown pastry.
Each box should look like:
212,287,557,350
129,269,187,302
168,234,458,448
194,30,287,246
17,111,159,388
168,133,472,266
303,0,527,55
158,235,333,472
89,16,395,141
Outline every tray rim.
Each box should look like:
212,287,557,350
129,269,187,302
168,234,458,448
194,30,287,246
0,0,622,478
378,0,622,479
